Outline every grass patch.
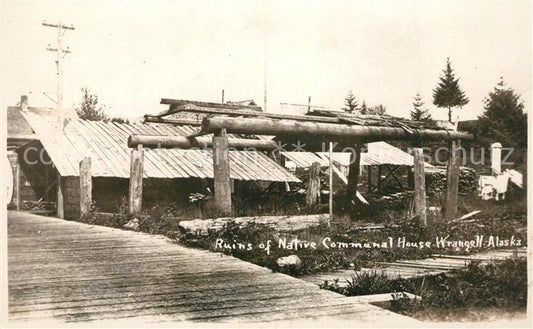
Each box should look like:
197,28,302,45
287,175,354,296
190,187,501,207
320,258,527,322
179,213,526,277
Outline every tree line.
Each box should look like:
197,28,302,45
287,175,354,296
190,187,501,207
342,57,527,147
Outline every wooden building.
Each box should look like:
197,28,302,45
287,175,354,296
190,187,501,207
16,110,299,219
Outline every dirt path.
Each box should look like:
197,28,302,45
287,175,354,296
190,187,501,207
7,211,417,324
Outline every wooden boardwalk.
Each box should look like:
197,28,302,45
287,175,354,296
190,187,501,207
7,211,416,324
301,248,527,287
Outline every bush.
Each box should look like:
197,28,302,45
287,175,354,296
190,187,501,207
345,271,392,295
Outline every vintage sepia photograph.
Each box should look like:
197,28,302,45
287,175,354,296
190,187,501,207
0,0,530,327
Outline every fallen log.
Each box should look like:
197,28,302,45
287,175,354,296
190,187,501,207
346,292,422,304
179,214,329,236
451,210,482,223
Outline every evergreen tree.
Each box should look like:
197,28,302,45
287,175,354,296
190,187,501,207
433,58,469,122
75,88,129,123
342,90,358,113
479,77,527,147
76,87,108,121
410,93,432,121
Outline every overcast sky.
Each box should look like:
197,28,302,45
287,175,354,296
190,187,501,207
1,0,531,121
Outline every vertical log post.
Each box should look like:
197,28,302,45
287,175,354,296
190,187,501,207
346,144,361,218
490,142,502,175
306,161,321,207
413,148,427,226
407,169,414,190
79,157,92,218
129,144,144,216
367,165,372,193
213,128,232,216
15,160,20,210
377,165,383,193
445,140,460,221
57,173,64,218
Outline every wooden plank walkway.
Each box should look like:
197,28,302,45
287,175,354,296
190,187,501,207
301,247,527,287
7,211,416,324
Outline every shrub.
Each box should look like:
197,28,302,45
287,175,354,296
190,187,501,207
320,258,527,321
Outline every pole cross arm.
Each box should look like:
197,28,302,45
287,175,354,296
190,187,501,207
42,22,75,30
46,48,71,53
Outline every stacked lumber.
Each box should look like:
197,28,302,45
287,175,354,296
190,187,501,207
308,109,453,131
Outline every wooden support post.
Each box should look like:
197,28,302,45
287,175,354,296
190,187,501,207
413,148,427,226
306,161,321,207
15,160,20,210
129,144,144,216
213,129,232,216
79,157,92,218
445,140,461,221
377,165,382,192
408,169,414,190
490,142,502,175
346,144,361,216
57,172,64,218
365,166,370,193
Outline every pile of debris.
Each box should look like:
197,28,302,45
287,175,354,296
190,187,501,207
426,167,477,196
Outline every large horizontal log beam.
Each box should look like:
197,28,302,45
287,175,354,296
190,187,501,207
201,117,473,142
128,134,279,150
143,115,203,126
128,134,357,152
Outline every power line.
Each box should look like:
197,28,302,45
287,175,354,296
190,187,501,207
42,20,74,130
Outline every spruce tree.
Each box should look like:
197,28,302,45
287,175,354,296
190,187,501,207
410,93,432,121
433,58,469,122
479,77,527,147
342,90,358,113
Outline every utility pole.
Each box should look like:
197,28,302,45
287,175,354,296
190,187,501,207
43,21,74,131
